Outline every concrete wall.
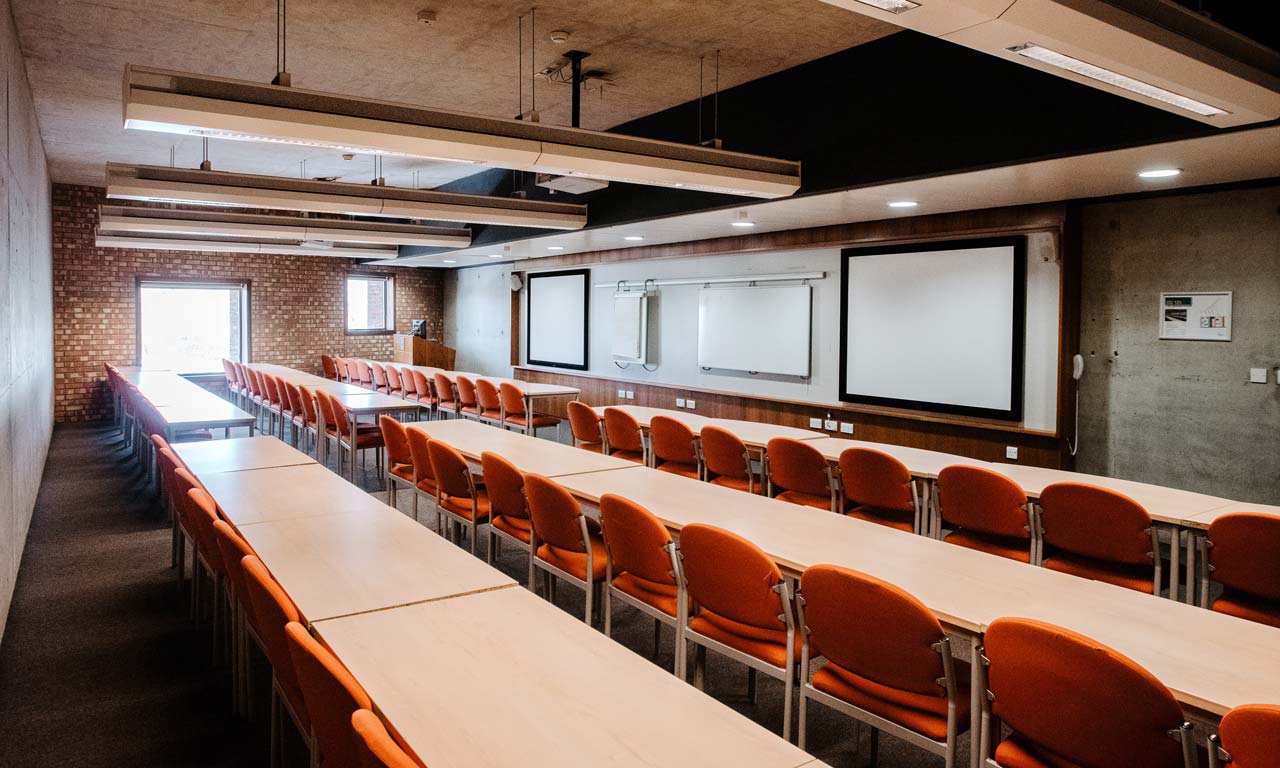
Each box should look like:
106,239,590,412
445,263,515,378
1077,185,1280,503
1,0,54,644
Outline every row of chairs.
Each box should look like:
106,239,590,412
150,432,422,767
104,364,214,488
565,401,1280,625
376,415,1278,767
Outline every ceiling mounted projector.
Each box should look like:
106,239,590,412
105,163,588,230
96,205,473,248
816,0,1280,127
122,65,802,198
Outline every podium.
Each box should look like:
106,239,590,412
393,334,457,370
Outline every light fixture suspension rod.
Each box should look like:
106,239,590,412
591,272,825,289
530,7,537,114
517,14,524,119
713,49,720,142
273,0,290,86
565,51,589,129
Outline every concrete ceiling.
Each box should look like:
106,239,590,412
11,0,895,188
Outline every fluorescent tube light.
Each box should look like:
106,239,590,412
123,65,801,198
1008,44,1229,117
94,234,396,259
623,235,644,241
850,0,919,13
1137,168,1182,179
888,200,919,208
105,164,587,230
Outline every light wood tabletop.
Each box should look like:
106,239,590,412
172,435,315,475
356,360,581,399
607,405,821,448
235,506,516,623
251,364,372,396
803,436,990,480
156,399,256,435
1183,500,1280,528
411,419,638,477
313,587,817,768
199,463,388,527
331,390,420,412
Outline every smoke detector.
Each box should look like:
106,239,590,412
549,29,570,44
417,9,437,26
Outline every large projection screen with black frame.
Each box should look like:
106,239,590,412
839,237,1026,421
526,268,590,370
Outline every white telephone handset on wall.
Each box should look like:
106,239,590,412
1072,354,1085,381
1067,354,1085,455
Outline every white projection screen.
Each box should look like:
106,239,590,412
526,269,589,370
840,237,1026,420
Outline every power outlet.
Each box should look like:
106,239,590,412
685,399,696,409
808,417,823,429
675,398,686,408
625,390,635,400
1005,446,1019,461
824,419,838,431
617,389,626,399
840,422,854,434
1250,368,1268,384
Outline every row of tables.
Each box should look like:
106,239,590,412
117,367,256,440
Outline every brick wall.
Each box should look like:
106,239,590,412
52,184,446,422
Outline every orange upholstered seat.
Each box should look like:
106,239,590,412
1211,704,1280,768
1039,482,1158,595
481,451,532,566
351,709,425,768
700,425,759,494
433,372,458,417
566,400,605,452
500,382,560,435
379,416,416,509
839,447,917,532
650,415,700,478
240,556,312,757
474,378,503,423
455,375,481,419
1205,513,1280,628
526,473,604,623
428,439,489,553
285,622,373,768
767,437,835,510
937,465,1033,561
603,407,645,463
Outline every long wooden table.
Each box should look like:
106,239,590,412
118,367,256,440
352,358,581,423
607,404,821,449
172,435,316,475
410,419,637,478
313,587,822,768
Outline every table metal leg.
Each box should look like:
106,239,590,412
1168,525,1181,601
1184,529,1199,606
970,634,985,768
349,413,358,485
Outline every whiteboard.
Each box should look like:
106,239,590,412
527,269,589,369
611,292,648,364
841,238,1024,419
698,285,811,377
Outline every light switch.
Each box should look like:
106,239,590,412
675,398,686,408
1005,446,1019,460
840,422,854,434
1250,368,1268,384
685,399,695,409
809,418,823,429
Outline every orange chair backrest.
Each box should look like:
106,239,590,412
405,428,435,485
599,494,675,587
297,385,318,424
212,519,256,609
700,425,750,480
155,444,180,494
370,363,389,389
328,396,357,437
839,447,914,513
262,374,281,405
498,382,527,417
187,488,227,575
524,473,587,553
936,465,1030,538
985,617,1186,768
1219,704,1280,768
433,373,456,404
566,401,602,444
481,451,527,521
284,381,307,418
351,709,423,768
379,415,413,467
767,438,830,496
285,622,373,768
240,556,308,722
397,367,416,397
1039,482,1152,565
801,564,946,697
427,440,473,499
411,370,432,401
603,407,644,452
1208,513,1280,601
333,357,348,381
171,467,203,528
455,375,479,408
679,523,784,631
244,368,262,396
315,390,338,431
384,365,402,392
650,416,697,465
476,378,502,412
321,355,337,379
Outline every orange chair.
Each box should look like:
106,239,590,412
410,369,436,417
395,366,416,406
332,357,350,383
839,447,918,533
700,425,759,494
455,375,482,420
1200,513,1280,628
285,622,373,768
599,494,685,675
766,437,838,510
525,473,606,624
428,439,490,554
433,373,458,419
380,416,416,511
295,385,322,456
1039,482,1162,595
352,709,424,768
1209,704,1280,768
797,565,969,764
260,374,285,438
678,523,797,739
980,617,1194,768
370,362,391,394
281,381,312,449
500,382,561,438
171,469,210,613
566,400,606,453
603,407,645,463
936,466,1034,563
405,427,438,526
322,390,385,484
474,378,504,425
153,442,185,568
482,451,532,568
356,360,375,389
241,556,313,764
650,415,701,479
213,519,258,716
384,366,404,398
188,487,233,662
321,354,338,380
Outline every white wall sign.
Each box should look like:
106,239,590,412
1159,291,1232,341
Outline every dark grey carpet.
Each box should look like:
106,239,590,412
0,423,949,767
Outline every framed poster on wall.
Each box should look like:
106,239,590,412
1159,291,1232,341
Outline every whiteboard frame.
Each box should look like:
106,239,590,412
526,268,590,371
697,284,812,378
838,236,1027,421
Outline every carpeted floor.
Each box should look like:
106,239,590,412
0,423,953,767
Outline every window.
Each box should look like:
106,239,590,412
138,280,250,374
346,274,395,334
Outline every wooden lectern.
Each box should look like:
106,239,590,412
393,334,457,370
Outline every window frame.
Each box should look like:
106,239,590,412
344,272,397,336
135,277,252,375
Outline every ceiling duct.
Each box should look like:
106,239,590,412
96,205,473,247
122,65,801,198
105,163,588,230
816,0,1280,127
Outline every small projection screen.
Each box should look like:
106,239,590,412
839,237,1026,420
526,269,589,370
